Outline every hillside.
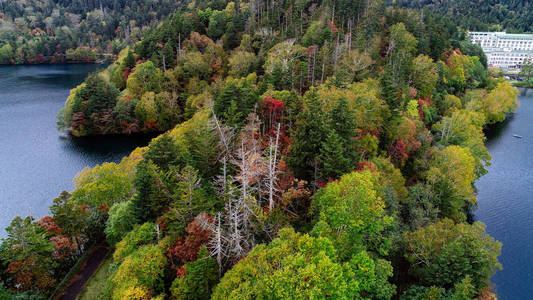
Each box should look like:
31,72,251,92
392,0,533,32
0,0,519,299
56,1,487,136
0,0,179,64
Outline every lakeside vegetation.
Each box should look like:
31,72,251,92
511,60,533,88
1,0,521,299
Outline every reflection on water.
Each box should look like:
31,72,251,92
484,115,514,143
61,134,155,162
475,94,533,299
0,64,150,235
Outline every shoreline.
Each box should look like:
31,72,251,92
0,61,111,67
516,86,533,96
61,129,164,140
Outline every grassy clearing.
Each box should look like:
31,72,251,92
77,254,113,300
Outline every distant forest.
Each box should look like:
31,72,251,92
1,0,530,65
392,0,533,32
0,0,179,64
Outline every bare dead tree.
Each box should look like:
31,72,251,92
209,110,235,161
199,182,256,271
321,43,328,84
197,212,227,276
234,112,265,199
266,123,281,211
226,189,254,260
213,156,229,197
209,111,237,199
333,34,342,71
235,139,252,201
201,112,284,273
307,46,317,87
439,113,458,144
177,33,181,60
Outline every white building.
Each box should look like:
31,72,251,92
469,31,533,71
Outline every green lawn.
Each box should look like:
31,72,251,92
77,254,113,300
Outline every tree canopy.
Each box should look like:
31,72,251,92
2,1,518,299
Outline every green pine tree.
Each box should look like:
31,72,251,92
143,134,181,172
214,81,257,128
329,97,359,165
287,89,329,182
318,130,351,180
131,160,157,223
124,50,136,69
85,73,120,115
131,160,173,223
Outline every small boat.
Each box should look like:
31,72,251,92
513,134,523,138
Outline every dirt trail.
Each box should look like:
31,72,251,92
56,242,110,300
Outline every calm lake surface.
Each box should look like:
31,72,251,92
475,90,533,299
0,64,151,235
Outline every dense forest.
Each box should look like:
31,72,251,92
1,0,520,299
56,1,487,136
392,0,533,33
1,0,530,65
0,0,179,64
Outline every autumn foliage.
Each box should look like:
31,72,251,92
167,215,212,274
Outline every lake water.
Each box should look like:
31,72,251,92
475,90,533,299
0,64,151,235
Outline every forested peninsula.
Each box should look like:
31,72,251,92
1,1,520,299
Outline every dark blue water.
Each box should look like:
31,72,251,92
0,64,150,234
475,91,533,299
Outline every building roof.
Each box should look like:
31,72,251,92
494,33,533,39
485,49,533,54
468,31,533,39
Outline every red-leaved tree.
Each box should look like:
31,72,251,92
167,214,213,275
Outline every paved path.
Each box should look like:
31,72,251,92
56,242,110,300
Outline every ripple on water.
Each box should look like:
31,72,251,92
0,64,151,237
475,95,533,299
